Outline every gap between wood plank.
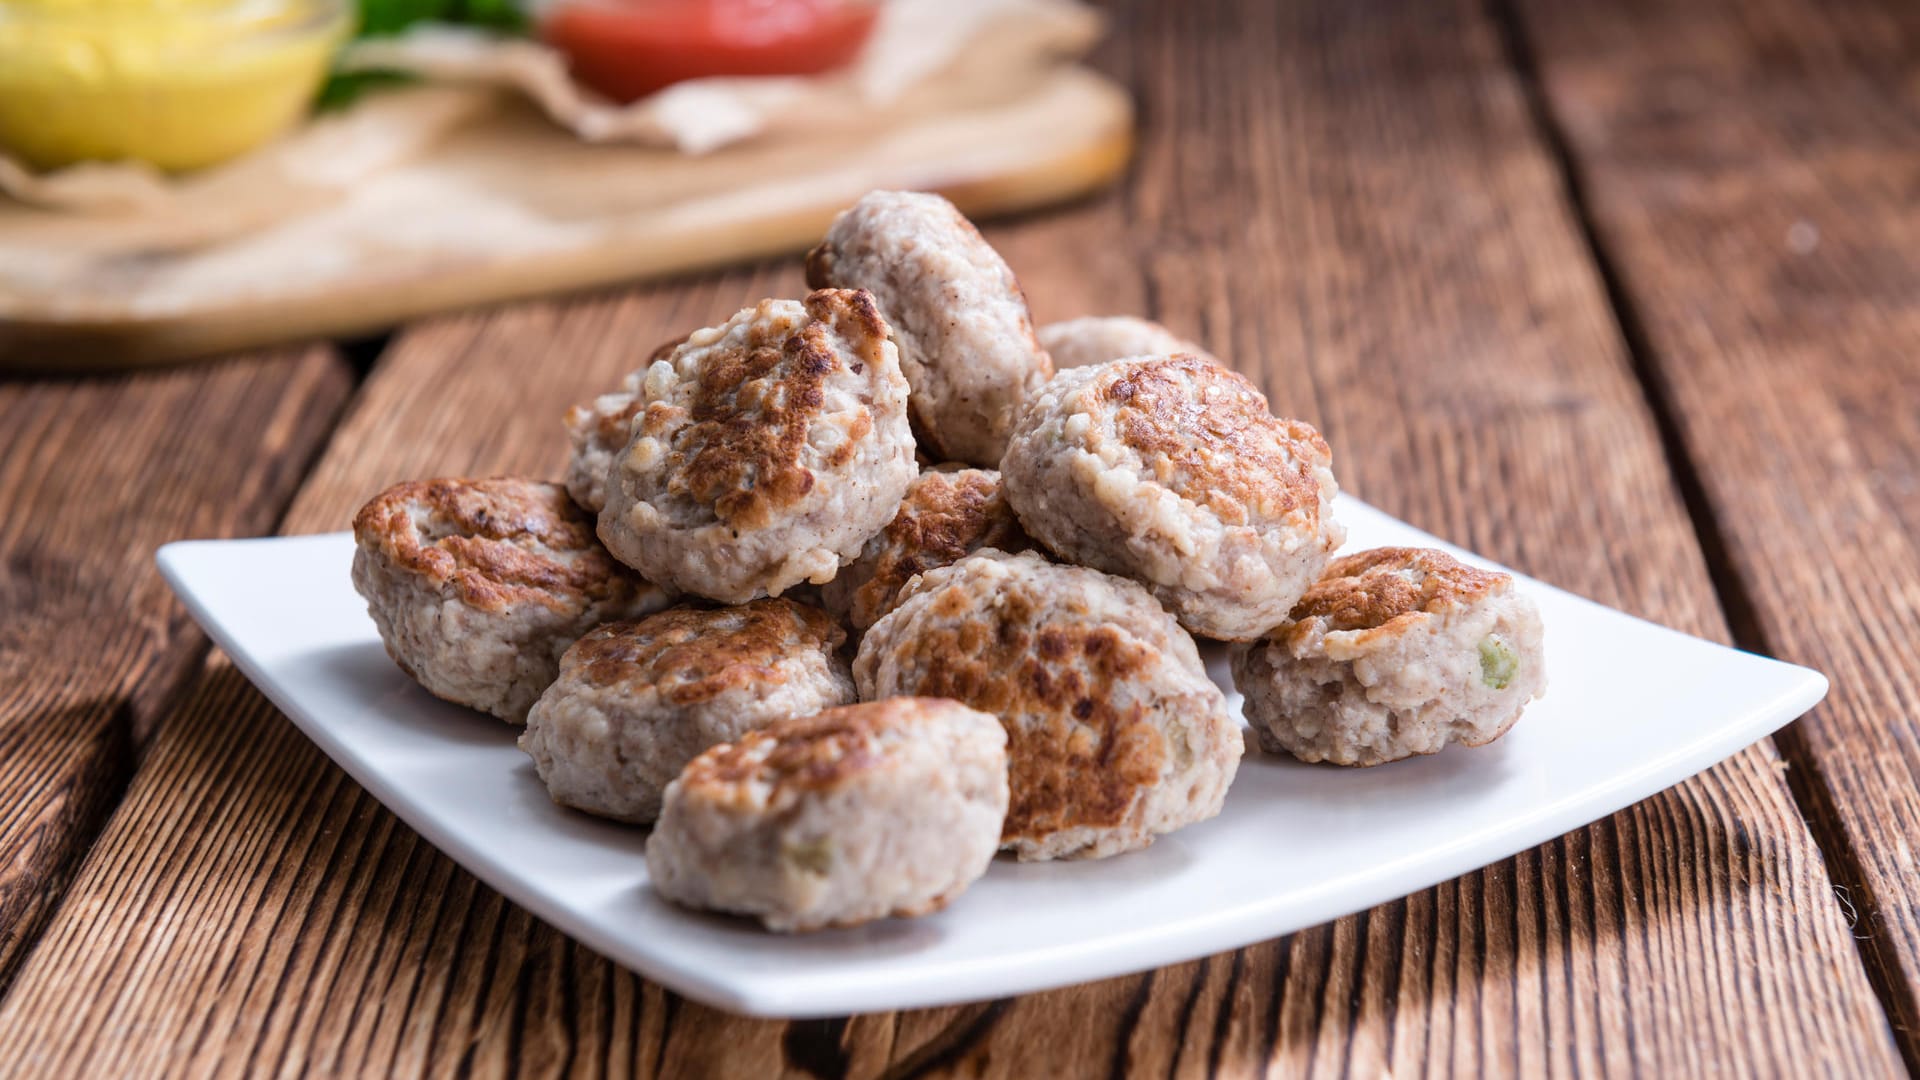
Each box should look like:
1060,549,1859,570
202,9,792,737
1483,0,1910,1059
338,332,398,379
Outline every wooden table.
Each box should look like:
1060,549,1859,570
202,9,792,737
2,0,1915,1074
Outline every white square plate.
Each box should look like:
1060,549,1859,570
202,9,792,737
158,499,1826,1019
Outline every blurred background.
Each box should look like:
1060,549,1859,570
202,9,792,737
0,0,1127,367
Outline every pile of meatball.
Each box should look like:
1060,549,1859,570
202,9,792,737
350,191,1547,933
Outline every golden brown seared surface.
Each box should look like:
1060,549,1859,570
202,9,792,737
563,335,687,450
1285,547,1511,641
643,289,890,532
857,551,1240,861
351,478,643,613
681,697,970,797
568,599,846,707
889,583,1166,838
1000,355,1343,642
573,396,639,453
1099,354,1330,528
828,468,1030,630
597,287,915,604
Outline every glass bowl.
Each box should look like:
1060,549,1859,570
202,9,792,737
0,0,353,171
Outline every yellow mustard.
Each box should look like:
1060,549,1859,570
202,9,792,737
0,0,352,171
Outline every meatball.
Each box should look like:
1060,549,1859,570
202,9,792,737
805,190,1052,466
646,697,1010,932
817,467,1031,633
561,336,685,514
597,289,916,604
562,381,638,515
520,599,856,823
350,478,670,722
1231,547,1546,767
1000,354,1343,641
1037,315,1216,370
854,550,1242,861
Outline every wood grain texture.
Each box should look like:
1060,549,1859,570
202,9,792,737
1511,0,1920,1063
0,349,352,993
0,0,1902,1075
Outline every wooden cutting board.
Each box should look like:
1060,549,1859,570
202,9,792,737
0,67,1131,370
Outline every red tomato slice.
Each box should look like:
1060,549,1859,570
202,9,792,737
542,0,880,105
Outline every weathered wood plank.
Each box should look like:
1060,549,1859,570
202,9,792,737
0,0,1901,1075
1512,0,1920,1062
0,349,353,994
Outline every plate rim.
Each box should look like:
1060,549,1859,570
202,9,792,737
155,504,1829,1017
